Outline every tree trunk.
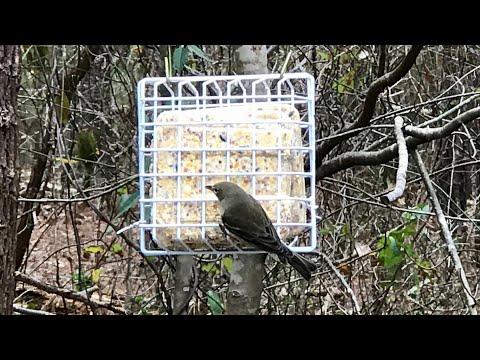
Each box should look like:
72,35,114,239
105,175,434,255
0,45,21,315
172,255,195,315
225,45,268,315
226,252,267,314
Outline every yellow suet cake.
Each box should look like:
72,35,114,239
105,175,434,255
154,103,307,250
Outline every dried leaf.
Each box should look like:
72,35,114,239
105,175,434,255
338,263,352,275
355,242,372,257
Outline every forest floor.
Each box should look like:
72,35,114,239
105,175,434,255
15,195,154,315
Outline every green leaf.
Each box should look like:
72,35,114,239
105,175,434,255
340,223,352,239
402,243,416,258
207,291,224,315
378,235,404,270
186,45,212,62
339,52,353,64
222,257,233,273
420,259,431,269
72,272,93,291
319,228,329,236
85,245,103,254
403,204,431,221
319,224,335,236
388,236,401,255
401,211,415,223
402,222,417,237
26,301,41,310
414,203,430,219
91,268,101,283
111,243,123,255
333,68,356,94
75,130,98,162
117,191,139,218
383,250,403,269
317,49,330,61
388,229,404,242
201,262,219,275
54,93,70,124
173,46,189,73
337,82,345,94
117,186,128,195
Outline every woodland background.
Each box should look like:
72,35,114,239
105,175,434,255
1,44,480,315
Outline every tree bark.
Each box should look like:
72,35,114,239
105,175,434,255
226,252,267,314
172,255,195,315
225,45,268,315
0,45,21,315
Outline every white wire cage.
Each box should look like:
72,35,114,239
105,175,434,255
137,73,316,255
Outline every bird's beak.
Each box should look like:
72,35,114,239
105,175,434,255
205,185,214,192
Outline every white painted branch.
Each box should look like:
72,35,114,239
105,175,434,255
413,149,477,315
385,116,408,202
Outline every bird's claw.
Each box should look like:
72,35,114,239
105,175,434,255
219,223,228,240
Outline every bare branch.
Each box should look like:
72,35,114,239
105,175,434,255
377,45,386,77
13,305,54,315
383,116,408,202
15,272,125,315
316,45,423,163
316,251,361,314
18,175,136,203
412,150,477,315
317,106,480,180
404,106,480,140
365,92,480,152
16,45,102,270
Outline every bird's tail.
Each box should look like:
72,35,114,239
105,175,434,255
284,251,317,281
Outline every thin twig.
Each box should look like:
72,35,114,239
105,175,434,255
15,271,125,314
18,175,136,203
412,149,477,315
13,305,55,315
314,251,361,314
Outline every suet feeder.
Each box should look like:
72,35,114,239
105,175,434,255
137,73,317,255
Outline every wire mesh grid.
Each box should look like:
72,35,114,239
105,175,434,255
137,73,316,255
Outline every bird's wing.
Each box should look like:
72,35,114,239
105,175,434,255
221,195,283,253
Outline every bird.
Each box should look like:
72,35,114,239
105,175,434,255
206,181,317,281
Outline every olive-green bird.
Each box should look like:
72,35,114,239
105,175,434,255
206,181,316,281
